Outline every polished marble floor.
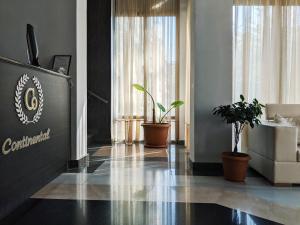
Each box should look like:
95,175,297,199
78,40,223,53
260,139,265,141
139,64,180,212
1,199,281,225
3,144,300,225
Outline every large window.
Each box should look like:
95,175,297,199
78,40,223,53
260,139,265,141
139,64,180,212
233,1,300,104
112,0,178,143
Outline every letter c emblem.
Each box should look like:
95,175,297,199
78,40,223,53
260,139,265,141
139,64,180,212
25,88,38,111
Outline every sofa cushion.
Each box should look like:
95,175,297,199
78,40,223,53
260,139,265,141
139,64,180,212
274,113,293,125
293,117,300,144
266,104,300,120
274,114,300,144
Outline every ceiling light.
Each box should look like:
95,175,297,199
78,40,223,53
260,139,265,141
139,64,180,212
151,0,168,10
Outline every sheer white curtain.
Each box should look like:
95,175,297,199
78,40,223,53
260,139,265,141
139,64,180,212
233,0,300,104
184,0,192,148
112,0,179,142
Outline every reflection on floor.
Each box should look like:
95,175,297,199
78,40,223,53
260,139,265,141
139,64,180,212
3,144,300,225
1,199,281,225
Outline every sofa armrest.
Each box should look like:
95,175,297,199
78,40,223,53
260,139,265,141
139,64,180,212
248,122,298,162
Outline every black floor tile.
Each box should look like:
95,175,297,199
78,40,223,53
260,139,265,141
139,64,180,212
68,160,105,173
0,199,281,225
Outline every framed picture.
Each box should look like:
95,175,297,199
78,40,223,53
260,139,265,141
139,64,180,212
52,55,71,75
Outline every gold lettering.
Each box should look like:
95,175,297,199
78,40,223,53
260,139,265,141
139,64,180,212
11,141,17,151
16,140,22,150
32,136,37,144
25,88,38,111
2,138,12,155
1,129,51,156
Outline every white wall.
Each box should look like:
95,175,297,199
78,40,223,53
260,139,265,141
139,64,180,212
190,0,233,162
71,0,87,160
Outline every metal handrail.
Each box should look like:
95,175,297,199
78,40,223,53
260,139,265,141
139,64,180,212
88,90,109,104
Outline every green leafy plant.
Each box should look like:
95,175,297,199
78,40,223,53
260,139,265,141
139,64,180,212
212,95,264,154
133,84,184,124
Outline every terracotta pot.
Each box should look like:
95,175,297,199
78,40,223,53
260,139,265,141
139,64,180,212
222,152,251,182
142,123,170,148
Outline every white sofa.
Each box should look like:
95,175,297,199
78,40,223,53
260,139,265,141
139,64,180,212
248,104,300,184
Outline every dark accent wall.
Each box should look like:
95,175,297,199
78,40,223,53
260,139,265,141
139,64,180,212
0,0,77,218
0,59,70,220
87,0,112,145
0,0,77,155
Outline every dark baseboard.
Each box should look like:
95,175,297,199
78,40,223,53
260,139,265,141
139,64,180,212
172,140,185,145
189,160,261,177
68,155,89,169
190,160,224,176
88,139,112,147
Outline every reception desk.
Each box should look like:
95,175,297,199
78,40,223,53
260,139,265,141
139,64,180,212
0,56,71,220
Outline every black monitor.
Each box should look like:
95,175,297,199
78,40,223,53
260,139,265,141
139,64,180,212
26,24,40,67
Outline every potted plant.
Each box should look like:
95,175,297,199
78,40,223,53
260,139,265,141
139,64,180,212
133,84,184,148
212,95,264,182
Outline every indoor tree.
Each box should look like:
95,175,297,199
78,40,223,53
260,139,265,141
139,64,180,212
212,95,264,154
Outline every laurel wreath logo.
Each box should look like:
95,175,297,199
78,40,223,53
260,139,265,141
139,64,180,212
15,74,44,125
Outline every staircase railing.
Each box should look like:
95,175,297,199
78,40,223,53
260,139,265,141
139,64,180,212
88,89,109,104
